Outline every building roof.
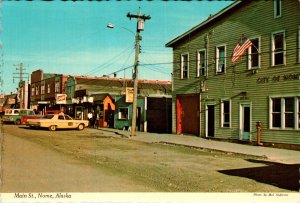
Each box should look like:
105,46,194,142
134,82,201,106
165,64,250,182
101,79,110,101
72,76,172,92
165,1,241,47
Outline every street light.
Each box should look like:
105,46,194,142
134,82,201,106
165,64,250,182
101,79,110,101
107,9,150,137
106,23,135,36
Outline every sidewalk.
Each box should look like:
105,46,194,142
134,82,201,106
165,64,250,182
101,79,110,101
96,128,300,164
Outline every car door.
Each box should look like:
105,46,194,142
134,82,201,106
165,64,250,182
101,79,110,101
64,115,75,129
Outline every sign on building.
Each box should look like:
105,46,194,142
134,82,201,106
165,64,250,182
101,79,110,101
126,87,134,103
56,94,67,104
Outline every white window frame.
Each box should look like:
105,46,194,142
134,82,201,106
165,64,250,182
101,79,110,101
271,30,286,66
216,45,226,74
269,95,300,130
274,0,282,18
221,99,231,128
197,49,207,77
247,37,261,69
118,107,129,120
180,53,189,79
298,26,300,63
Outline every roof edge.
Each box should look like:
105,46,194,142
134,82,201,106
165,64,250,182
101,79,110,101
165,1,241,48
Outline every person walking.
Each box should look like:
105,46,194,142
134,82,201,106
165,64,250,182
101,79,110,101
87,111,93,128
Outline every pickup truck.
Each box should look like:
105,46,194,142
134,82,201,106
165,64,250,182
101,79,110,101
2,109,41,125
27,113,89,131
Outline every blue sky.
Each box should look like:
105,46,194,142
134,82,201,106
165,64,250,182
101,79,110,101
1,1,232,94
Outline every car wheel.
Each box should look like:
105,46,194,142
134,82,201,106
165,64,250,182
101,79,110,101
77,124,84,131
15,120,21,125
49,125,57,131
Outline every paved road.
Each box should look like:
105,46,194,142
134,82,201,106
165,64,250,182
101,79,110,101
0,131,154,192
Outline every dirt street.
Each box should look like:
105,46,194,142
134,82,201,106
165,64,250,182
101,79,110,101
0,124,297,192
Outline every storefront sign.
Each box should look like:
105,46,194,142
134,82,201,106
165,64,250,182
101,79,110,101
257,73,300,84
56,94,67,104
72,98,80,104
82,96,93,103
126,87,134,103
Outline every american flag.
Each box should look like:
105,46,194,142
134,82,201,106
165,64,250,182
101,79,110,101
231,38,253,63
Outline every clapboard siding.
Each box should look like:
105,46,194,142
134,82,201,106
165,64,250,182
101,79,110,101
170,0,300,144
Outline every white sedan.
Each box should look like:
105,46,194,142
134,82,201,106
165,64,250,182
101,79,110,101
27,113,89,131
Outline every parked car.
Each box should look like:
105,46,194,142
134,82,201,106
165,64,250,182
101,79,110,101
2,109,39,125
26,113,89,131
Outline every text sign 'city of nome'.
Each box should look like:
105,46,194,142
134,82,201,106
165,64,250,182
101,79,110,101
256,73,300,84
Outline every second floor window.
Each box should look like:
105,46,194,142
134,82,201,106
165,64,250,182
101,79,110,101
248,38,260,69
197,49,206,77
47,84,51,94
55,81,60,93
31,86,35,96
216,45,226,74
41,84,45,95
298,26,300,63
181,53,189,79
274,0,282,18
271,31,285,66
35,86,39,96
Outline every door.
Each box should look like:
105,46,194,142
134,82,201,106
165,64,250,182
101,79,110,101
206,105,215,137
136,107,142,131
240,104,251,141
176,95,200,135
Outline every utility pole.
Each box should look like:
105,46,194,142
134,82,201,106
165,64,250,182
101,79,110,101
127,8,151,136
13,63,28,83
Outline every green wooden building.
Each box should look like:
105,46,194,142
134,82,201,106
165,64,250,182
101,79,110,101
166,0,300,146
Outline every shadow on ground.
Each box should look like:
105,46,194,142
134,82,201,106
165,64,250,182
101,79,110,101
218,159,299,191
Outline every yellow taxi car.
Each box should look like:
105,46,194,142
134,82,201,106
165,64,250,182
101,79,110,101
26,113,89,131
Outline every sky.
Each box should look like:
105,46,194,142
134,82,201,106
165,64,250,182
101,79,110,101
0,1,232,94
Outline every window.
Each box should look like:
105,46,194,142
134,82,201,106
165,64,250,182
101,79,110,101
284,98,294,128
47,84,50,94
272,98,281,128
271,31,285,66
181,53,189,79
270,97,300,130
248,38,260,69
35,86,39,96
298,98,300,128
216,45,226,73
298,26,300,63
55,81,60,93
41,84,45,95
221,100,230,127
118,108,129,120
274,0,282,18
31,85,35,96
197,49,206,77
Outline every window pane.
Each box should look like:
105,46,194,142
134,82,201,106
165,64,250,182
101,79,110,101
285,98,294,112
224,101,229,112
272,98,281,112
274,33,284,51
274,52,284,65
285,113,294,128
273,114,281,127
